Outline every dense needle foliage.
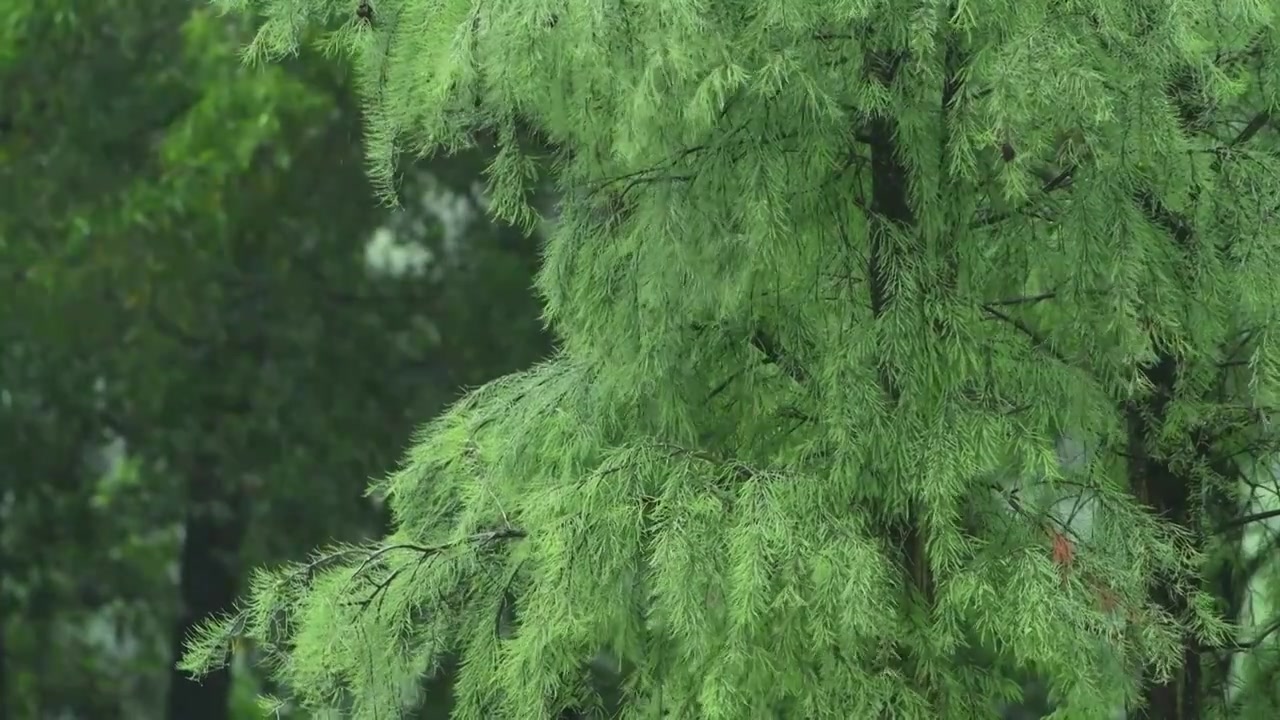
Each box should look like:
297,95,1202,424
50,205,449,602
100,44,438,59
182,1,1280,717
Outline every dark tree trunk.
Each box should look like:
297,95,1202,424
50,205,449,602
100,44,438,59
864,50,928,599
0,563,7,720
1200,457,1250,711
1126,75,1276,720
165,457,249,720
1127,355,1204,720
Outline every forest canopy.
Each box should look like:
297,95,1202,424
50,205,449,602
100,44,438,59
181,1,1280,719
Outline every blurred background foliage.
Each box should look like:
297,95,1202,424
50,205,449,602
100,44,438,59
0,1,551,718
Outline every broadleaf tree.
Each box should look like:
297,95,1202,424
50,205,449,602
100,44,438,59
181,1,1280,718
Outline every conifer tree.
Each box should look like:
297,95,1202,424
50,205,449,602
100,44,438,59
182,1,1280,718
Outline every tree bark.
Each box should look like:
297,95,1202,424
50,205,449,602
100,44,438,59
165,456,248,720
0,553,7,720
1127,354,1205,720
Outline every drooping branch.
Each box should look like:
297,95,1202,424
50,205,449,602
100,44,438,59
749,328,809,383
1194,614,1280,654
1213,507,1280,535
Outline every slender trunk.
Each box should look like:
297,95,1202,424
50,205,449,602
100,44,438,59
862,49,943,713
1126,70,1275,720
0,561,7,720
865,50,932,597
1127,355,1205,720
165,456,248,720
1200,450,1249,710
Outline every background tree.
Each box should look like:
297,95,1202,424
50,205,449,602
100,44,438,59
0,0,550,718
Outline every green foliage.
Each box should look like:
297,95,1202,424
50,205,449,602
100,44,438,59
183,0,1280,718
1,0,548,715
